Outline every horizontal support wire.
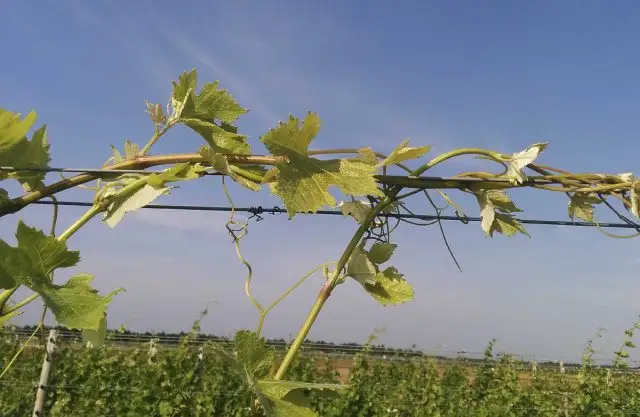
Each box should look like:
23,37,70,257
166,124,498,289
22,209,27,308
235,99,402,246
23,199,640,229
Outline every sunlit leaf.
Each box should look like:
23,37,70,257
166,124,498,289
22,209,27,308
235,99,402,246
199,146,260,191
37,273,123,330
103,183,170,228
363,266,414,306
339,200,372,225
346,246,377,285
358,147,378,165
82,313,107,347
506,142,548,184
261,113,382,218
367,242,396,264
234,329,275,378
379,138,431,167
0,309,22,327
568,193,601,222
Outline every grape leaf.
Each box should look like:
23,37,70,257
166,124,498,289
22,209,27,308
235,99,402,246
146,162,206,188
15,220,80,281
358,147,378,165
367,243,397,264
260,113,383,218
379,139,431,167
256,380,347,417
568,193,601,222
473,189,526,237
489,213,530,237
234,329,275,378
339,200,372,225
506,143,548,184
171,69,250,154
145,101,167,126
199,146,260,191
0,309,21,327
0,108,37,153
103,164,204,228
362,267,414,306
346,246,377,285
183,118,251,155
0,261,15,288
103,183,170,228
3,125,51,191
82,313,107,347
36,273,123,330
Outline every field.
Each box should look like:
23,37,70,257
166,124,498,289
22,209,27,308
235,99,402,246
2,329,640,416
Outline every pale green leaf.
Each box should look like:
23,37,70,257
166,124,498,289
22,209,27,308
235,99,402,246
234,329,275,378
0,309,22,327
3,125,51,191
473,189,523,236
145,101,167,126
171,69,197,120
346,246,377,285
257,380,347,400
489,213,530,237
37,273,123,330
183,118,251,155
103,183,170,228
367,243,397,265
199,146,261,191
261,113,382,218
568,193,601,222
0,108,37,153
16,220,80,281
379,138,431,167
123,140,139,159
146,162,206,188
82,313,107,347
629,178,639,218
363,266,414,306
339,200,372,225
192,80,248,123
358,147,378,165
506,143,548,184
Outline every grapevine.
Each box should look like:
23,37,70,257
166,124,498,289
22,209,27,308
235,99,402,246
1,68,640,416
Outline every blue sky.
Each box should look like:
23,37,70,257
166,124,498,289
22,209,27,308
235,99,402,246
2,0,640,362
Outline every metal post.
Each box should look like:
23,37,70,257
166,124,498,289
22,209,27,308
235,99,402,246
32,330,57,417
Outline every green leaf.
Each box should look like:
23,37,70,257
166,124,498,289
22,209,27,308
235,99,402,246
146,162,206,188
103,183,170,228
358,147,378,165
171,69,197,119
339,200,372,225
0,309,22,327
37,273,123,330
257,380,347,400
82,313,107,347
0,108,37,152
183,118,251,155
367,243,397,264
489,213,530,237
171,69,250,154
256,380,347,417
123,140,139,159
234,329,275,378
379,139,431,167
346,246,377,285
506,143,548,184
568,193,601,222
363,266,414,306
145,101,167,126
199,146,260,191
15,220,80,281
261,113,383,218
473,189,526,237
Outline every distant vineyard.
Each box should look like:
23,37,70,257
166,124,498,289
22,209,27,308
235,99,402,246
3,328,640,416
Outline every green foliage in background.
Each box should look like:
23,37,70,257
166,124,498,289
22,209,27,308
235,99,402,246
3,327,640,417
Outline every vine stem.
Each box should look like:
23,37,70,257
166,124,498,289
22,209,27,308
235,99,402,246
273,197,393,380
0,323,41,379
256,262,336,337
